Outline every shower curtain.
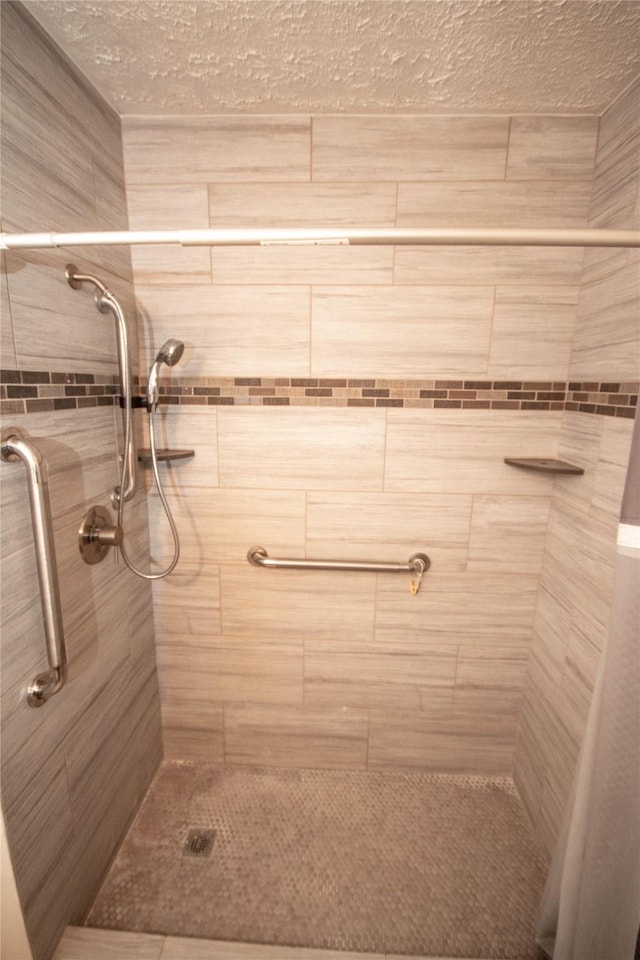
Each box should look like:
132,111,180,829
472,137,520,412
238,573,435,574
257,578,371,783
536,413,640,960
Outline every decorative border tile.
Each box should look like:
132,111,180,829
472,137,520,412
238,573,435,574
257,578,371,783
1,370,637,419
157,377,638,418
0,370,120,416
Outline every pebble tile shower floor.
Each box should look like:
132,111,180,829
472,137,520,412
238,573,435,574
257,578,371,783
86,762,548,958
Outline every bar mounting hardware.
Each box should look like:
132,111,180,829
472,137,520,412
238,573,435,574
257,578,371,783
247,546,431,594
1,427,68,707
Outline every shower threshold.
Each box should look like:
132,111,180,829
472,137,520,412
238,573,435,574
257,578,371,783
81,761,547,959
54,926,535,960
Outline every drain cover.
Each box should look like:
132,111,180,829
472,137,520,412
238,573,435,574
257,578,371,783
183,828,215,858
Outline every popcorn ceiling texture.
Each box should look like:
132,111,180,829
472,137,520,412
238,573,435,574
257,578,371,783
24,0,640,116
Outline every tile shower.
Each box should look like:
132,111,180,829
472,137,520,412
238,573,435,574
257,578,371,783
1,3,638,959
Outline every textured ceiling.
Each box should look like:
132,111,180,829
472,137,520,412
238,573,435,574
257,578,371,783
24,0,640,116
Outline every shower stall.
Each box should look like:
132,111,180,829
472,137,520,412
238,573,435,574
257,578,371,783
1,3,639,959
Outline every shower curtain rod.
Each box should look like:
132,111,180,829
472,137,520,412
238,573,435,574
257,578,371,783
1,227,639,250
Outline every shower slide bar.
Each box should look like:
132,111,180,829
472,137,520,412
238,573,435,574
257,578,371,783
1,427,67,708
1,226,639,249
248,546,431,594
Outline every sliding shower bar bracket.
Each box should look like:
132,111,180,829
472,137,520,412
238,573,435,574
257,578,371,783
1,427,68,707
247,546,431,594
65,264,137,505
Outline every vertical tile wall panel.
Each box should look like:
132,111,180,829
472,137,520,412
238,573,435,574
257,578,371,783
467,496,551,574
211,245,393,285
589,78,640,230
134,284,311,376
513,83,639,855
156,636,304,706
0,6,162,960
507,117,599,180
396,181,593,227
394,245,584,285
224,704,369,770
305,492,472,572
209,182,397,227
367,706,518,774
149,487,306,565
220,566,377,644
312,116,510,181
5,250,130,376
374,572,539,648
311,286,494,378
127,184,212,286
122,117,311,184
384,410,561,495
569,248,640,380
92,156,136,283
304,641,457,712
1,257,18,368
216,407,386,491
160,700,225,764
488,286,578,380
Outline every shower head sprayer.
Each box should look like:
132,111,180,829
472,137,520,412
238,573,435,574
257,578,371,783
156,338,185,367
147,338,185,412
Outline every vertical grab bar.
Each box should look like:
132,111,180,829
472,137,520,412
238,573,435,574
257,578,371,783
65,266,137,505
1,427,68,707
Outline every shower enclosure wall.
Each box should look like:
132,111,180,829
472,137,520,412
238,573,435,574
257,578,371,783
1,3,638,959
125,89,638,858
1,6,163,959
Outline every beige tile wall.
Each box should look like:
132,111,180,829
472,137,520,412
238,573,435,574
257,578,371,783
570,78,640,380
122,106,605,782
513,79,640,854
1,7,162,960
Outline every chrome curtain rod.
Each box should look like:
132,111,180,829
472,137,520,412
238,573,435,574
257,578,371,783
2,227,640,249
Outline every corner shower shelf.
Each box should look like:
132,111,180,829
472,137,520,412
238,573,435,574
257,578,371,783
504,457,584,475
138,448,195,464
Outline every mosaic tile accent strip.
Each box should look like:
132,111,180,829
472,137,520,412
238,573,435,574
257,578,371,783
86,761,548,958
157,377,638,416
0,369,120,416
1,369,637,418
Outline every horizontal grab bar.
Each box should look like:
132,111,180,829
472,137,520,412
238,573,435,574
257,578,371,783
1,427,68,707
247,546,430,576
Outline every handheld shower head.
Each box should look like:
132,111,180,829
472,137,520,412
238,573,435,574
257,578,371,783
147,338,185,411
156,338,185,367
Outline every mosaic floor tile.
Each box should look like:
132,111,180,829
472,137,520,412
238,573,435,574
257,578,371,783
86,762,548,959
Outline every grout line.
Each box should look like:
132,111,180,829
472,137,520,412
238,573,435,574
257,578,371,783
214,404,221,487
382,407,389,492
465,495,475,569
123,175,597,188
503,116,512,180
221,701,227,763
392,182,399,281
308,285,313,377
124,109,604,119
486,284,498,376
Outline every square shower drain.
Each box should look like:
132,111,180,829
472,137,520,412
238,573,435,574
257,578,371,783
183,828,216,858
